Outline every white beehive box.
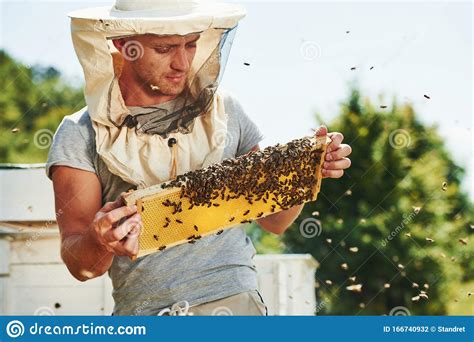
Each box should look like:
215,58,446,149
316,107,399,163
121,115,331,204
0,165,318,315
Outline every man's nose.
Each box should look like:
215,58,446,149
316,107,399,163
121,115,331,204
171,47,190,71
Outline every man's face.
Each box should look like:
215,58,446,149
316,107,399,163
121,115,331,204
116,33,200,96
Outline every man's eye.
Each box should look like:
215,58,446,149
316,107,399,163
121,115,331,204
186,43,197,49
155,47,171,54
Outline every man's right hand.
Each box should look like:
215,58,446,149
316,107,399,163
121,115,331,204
51,165,141,281
90,194,142,258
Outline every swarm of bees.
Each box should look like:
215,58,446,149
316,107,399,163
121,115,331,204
160,137,324,212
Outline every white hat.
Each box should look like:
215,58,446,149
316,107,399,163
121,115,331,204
69,0,246,36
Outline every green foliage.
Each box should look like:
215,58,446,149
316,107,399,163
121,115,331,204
0,50,84,163
282,88,473,315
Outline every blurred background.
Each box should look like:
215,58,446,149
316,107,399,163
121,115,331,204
0,0,472,315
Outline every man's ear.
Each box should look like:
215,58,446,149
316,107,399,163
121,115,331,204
112,38,125,52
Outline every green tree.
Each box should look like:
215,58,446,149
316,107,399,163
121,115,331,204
0,50,84,163
283,88,473,315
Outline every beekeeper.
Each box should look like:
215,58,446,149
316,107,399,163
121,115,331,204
46,0,352,315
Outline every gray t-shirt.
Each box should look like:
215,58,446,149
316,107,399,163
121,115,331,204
45,91,265,315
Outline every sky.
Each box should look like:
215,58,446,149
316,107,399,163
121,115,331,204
0,0,472,199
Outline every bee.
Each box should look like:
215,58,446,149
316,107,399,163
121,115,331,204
158,246,166,251
163,222,169,228
424,94,430,99
229,217,235,222
441,182,448,191
188,240,196,244
345,284,362,293
176,219,183,224
257,212,264,218
213,203,220,207
418,293,429,300
216,229,224,235
194,225,199,232
153,235,159,241
243,210,250,216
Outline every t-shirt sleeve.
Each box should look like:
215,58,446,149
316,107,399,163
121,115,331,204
45,115,96,180
228,95,265,156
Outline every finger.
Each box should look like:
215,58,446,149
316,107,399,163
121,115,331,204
326,132,344,152
323,157,351,170
322,169,344,179
110,243,131,257
325,144,352,161
314,125,328,137
100,200,123,213
98,205,138,228
103,213,141,243
120,226,141,258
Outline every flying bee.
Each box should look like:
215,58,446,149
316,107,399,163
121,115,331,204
345,284,362,293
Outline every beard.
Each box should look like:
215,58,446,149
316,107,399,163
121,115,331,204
150,77,187,96
133,65,188,97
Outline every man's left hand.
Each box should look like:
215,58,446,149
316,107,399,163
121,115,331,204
315,125,352,179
